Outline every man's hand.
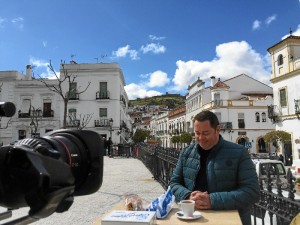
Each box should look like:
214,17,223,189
189,191,211,209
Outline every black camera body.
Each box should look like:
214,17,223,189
0,102,104,224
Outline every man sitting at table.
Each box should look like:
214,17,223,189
170,111,260,225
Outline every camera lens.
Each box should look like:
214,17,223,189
17,133,88,193
12,129,103,196
0,129,103,216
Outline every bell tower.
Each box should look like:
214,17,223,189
267,35,300,82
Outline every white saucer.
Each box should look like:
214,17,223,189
176,211,202,220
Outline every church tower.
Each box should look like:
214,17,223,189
267,33,300,169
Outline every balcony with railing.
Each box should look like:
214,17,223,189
120,95,126,106
295,99,300,115
211,99,223,107
267,105,281,123
18,110,31,118
120,120,128,130
43,110,54,117
18,109,54,118
96,91,110,100
66,119,80,128
66,92,80,100
220,122,232,131
94,118,111,127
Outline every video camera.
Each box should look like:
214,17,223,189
0,102,104,224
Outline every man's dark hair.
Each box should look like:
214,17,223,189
193,110,219,129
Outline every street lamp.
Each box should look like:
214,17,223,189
109,118,113,139
108,118,114,157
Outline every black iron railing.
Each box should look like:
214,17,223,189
295,99,300,116
268,105,281,123
220,122,232,130
66,119,80,127
94,119,111,127
96,91,110,100
136,143,300,224
43,110,54,117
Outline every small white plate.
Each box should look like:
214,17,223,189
176,211,202,220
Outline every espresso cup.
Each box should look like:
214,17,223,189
179,199,195,217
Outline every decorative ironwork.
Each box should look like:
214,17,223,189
136,144,300,224
66,119,80,127
268,105,280,123
43,110,54,117
212,100,223,107
220,122,232,131
66,92,79,100
18,110,30,118
96,91,110,100
94,119,111,127
120,120,128,130
295,99,300,119
120,94,126,106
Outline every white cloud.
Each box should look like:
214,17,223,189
139,73,150,79
112,45,139,60
29,57,59,79
0,17,7,28
172,41,271,91
149,35,166,41
281,24,300,39
253,15,276,31
141,43,166,54
124,83,162,100
293,25,300,35
11,17,24,31
265,14,277,25
147,71,170,88
252,20,261,30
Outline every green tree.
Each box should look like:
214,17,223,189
171,135,181,149
263,130,291,152
180,132,193,145
133,129,150,143
171,135,180,144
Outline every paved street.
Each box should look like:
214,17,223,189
0,156,165,225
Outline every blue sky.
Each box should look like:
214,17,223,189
1,0,300,100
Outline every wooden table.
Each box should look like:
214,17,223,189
93,202,241,225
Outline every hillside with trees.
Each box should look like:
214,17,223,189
129,93,185,109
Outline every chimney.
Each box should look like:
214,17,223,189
210,76,216,87
26,65,32,80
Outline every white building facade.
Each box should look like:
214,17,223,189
0,65,61,144
154,111,169,147
0,62,131,146
185,74,275,154
267,35,300,169
60,62,131,145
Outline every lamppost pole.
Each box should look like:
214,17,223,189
109,118,113,157
109,118,113,139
